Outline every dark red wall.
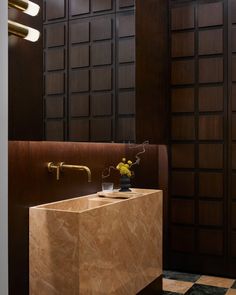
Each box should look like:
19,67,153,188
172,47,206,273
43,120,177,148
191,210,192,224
9,141,168,295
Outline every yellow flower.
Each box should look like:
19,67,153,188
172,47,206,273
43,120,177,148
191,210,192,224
116,158,133,177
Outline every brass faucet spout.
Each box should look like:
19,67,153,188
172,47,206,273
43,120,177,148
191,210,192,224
47,162,60,180
59,162,92,182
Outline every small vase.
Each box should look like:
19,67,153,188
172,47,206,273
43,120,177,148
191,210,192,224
119,175,131,192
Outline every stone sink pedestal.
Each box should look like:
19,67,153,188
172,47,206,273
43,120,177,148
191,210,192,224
29,188,163,295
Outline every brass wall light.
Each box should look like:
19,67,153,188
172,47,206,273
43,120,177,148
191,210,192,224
8,0,40,16
8,20,40,42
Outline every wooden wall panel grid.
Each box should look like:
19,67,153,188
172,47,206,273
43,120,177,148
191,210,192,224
116,10,136,142
68,15,115,142
44,22,68,141
43,1,137,142
169,0,229,276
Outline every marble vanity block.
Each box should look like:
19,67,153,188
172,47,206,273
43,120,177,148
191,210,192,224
29,189,162,295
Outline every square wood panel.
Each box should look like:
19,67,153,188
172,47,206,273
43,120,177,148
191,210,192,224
171,116,195,140
171,172,195,197
119,38,135,63
118,0,134,8
91,93,112,116
70,21,89,44
232,0,236,24
70,94,89,117
91,42,112,66
118,64,135,89
118,13,135,37
198,2,223,27
91,0,113,12
199,58,223,84
70,44,90,68
199,86,224,112
45,23,66,47
91,68,112,91
171,144,195,168
171,5,195,30
199,201,223,226
199,29,223,55
117,117,135,142
172,60,195,85
171,88,195,113
45,96,64,119
91,17,113,41
198,115,223,140
199,173,223,198
118,92,135,115
69,119,89,141
171,32,195,58
70,69,89,92
198,229,223,255
90,118,112,141
171,199,195,224
46,48,65,71
199,144,223,169
45,120,64,141
45,72,65,95
45,0,66,21
70,0,90,16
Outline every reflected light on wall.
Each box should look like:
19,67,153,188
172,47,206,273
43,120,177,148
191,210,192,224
8,0,40,16
8,20,40,42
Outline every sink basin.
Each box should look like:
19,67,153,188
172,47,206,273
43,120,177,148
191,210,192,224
37,196,117,212
30,188,162,295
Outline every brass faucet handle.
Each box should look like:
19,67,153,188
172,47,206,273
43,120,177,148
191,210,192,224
58,162,65,170
47,162,60,181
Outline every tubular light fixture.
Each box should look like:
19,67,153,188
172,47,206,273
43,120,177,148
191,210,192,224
8,0,40,16
8,20,40,42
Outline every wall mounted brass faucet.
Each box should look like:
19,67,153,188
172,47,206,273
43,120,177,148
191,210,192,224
47,162,91,182
47,162,60,181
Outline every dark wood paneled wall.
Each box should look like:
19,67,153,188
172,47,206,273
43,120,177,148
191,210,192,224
44,0,137,142
44,0,168,143
136,0,169,144
9,0,43,140
9,141,168,295
168,0,236,277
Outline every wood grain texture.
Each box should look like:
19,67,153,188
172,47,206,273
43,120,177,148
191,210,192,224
136,0,168,144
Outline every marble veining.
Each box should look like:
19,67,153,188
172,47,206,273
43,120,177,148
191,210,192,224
30,189,162,295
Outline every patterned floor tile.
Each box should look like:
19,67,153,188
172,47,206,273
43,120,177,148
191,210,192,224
226,290,236,295
163,271,201,283
185,284,227,295
163,278,193,294
196,276,235,289
162,291,182,295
